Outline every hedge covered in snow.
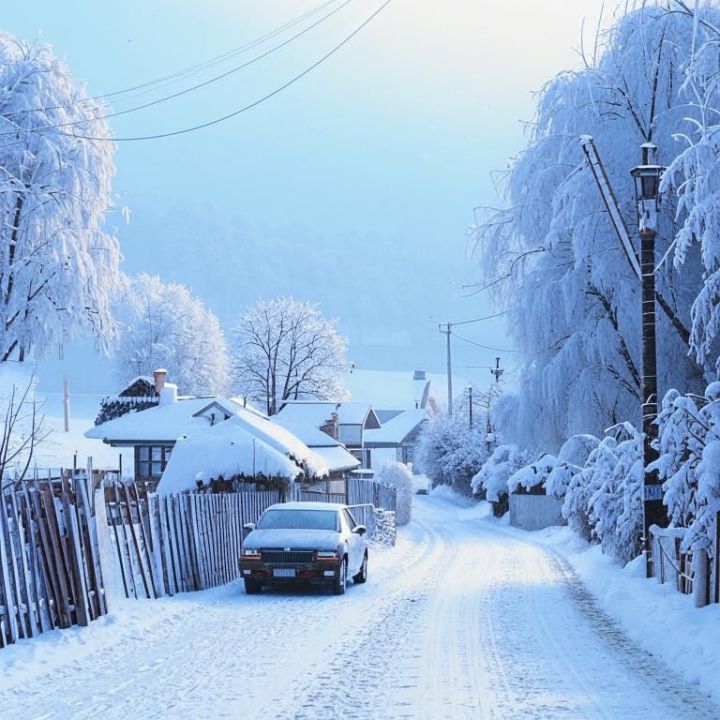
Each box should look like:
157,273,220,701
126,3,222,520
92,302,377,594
468,383,720,566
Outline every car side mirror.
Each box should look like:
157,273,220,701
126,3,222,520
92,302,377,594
352,525,367,536
243,522,256,533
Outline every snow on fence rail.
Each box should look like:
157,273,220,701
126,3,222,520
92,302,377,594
0,475,107,648
649,524,716,607
105,483,280,599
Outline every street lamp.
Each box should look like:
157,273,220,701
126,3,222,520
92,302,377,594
630,142,668,577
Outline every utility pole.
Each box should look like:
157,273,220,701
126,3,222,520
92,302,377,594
467,386,473,429
581,136,668,577
439,323,453,416
63,375,70,433
631,143,667,577
490,357,503,384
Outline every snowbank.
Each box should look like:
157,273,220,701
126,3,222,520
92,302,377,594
516,525,720,705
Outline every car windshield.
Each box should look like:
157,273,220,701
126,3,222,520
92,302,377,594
257,509,338,531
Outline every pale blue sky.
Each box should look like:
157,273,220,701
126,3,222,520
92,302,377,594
4,0,609,390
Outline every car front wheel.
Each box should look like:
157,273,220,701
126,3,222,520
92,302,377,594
333,558,347,595
353,552,368,584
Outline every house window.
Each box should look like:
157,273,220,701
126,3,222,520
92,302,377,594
135,445,172,481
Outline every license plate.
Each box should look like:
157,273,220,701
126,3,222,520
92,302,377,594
273,568,296,578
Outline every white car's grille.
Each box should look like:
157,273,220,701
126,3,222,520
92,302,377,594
260,550,315,564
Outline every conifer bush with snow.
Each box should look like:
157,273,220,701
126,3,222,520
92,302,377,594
375,462,413,526
654,382,720,556
471,444,532,505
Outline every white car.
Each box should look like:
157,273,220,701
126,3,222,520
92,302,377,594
239,502,369,595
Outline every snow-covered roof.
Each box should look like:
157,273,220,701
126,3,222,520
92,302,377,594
225,406,328,476
85,396,243,444
156,416,322,495
364,409,429,447
342,370,429,412
311,445,360,472
275,401,376,427
274,419,359,472
340,369,468,414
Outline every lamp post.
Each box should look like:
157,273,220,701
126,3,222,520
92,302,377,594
630,142,668,577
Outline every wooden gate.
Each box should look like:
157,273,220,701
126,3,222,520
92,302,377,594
0,474,106,647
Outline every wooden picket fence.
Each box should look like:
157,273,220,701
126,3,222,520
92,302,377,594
0,475,106,647
348,477,397,512
106,483,281,599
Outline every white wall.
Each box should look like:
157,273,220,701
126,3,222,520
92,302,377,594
509,493,565,531
368,447,398,470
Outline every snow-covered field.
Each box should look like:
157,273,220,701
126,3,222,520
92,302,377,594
1,491,718,719
33,390,132,472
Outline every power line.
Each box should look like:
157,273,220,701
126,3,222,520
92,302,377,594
36,0,394,143
7,0,341,118
448,311,507,327
99,1,340,101
1,0,354,136
451,331,519,353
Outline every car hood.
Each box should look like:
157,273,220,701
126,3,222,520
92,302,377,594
243,528,341,550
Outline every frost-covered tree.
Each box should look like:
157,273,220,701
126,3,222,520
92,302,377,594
110,274,229,396
662,2,720,374
0,367,48,489
416,408,491,495
472,3,711,451
0,33,120,361
231,297,349,416
375,462,413,526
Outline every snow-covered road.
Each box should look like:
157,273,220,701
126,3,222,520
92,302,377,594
2,493,718,719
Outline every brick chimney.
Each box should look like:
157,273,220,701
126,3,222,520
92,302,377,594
320,412,339,440
153,368,167,394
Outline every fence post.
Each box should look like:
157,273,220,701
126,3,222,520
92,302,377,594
692,549,709,608
715,510,719,605
94,484,121,607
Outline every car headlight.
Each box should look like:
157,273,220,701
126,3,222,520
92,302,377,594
316,551,339,560
241,549,261,559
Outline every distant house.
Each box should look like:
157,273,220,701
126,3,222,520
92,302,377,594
341,368,467,421
274,401,381,466
86,372,355,492
363,409,429,471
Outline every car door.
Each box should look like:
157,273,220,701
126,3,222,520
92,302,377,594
342,508,364,576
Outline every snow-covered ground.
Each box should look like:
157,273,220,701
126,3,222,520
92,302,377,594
34,390,132,472
1,491,718,719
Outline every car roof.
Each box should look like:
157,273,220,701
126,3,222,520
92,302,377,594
264,501,346,512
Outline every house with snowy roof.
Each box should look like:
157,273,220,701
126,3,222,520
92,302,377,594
363,408,429,470
86,370,358,492
341,368,467,422
273,401,381,466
